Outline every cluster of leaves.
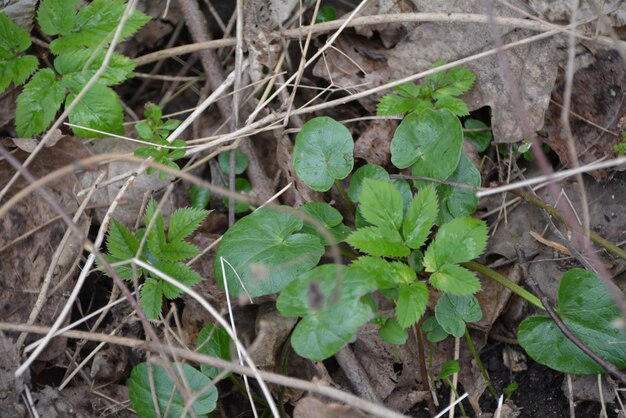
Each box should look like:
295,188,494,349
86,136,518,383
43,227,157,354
0,0,149,138
128,324,232,417
102,200,209,319
134,103,186,180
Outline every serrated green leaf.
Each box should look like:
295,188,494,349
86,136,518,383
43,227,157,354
215,207,324,297
424,217,487,270
37,0,78,36
129,362,217,417
435,293,482,337
49,0,150,54
464,118,492,152
390,109,463,180
221,178,252,214
153,261,203,299
277,265,375,360
429,263,481,295
403,185,437,249
518,268,626,375
359,179,403,230
0,55,38,92
218,149,248,175
145,199,166,257
347,164,390,203
351,256,414,289
106,218,138,260
55,49,135,85
393,82,430,98
396,281,428,328
141,278,163,320
347,226,410,257
0,13,31,59
432,67,476,98
377,94,418,116
293,116,354,192
100,254,139,281
436,151,480,224
189,185,210,209
435,96,469,116
423,316,449,343
168,207,209,243
16,69,66,137
438,360,460,380
197,324,231,378
158,241,200,262
379,317,408,345
66,83,123,137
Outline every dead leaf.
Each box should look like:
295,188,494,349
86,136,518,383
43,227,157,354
354,0,418,48
0,332,27,418
528,0,626,27
249,303,297,367
7,129,65,153
562,375,616,403
0,0,37,30
502,346,527,372
354,120,396,166
293,396,374,418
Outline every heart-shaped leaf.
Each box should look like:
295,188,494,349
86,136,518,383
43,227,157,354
435,293,482,337
348,164,390,203
215,207,324,297
436,151,480,224
293,116,354,192
518,269,626,374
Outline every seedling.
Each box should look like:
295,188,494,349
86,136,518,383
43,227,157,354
0,0,149,138
102,199,209,319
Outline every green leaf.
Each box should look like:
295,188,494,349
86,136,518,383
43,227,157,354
359,179,403,230
0,13,31,59
129,362,217,417
518,268,626,375
277,265,375,360
152,261,203,299
390,109,463,182
140,278,163,320
351,256,415,289
379,317,408,345
429,263,481,295
435,96,469,116
66,83,123,137
423,316,449,343
376,94,418,116
396,281,428,328
0,55,39,93
197,324,231,379
37,0,78,36
438,360,460,380
16,69,66,137
221,178,252,214
49,0,150,54
215,207,324,297
393,82,430,98
435,293,482,337
347,226,410,257
347,164,390,203
300,202,346,246
106,219,138,260
55,49,135,85
424,217,487,271
432,66,476,98
145,199,166,256
315,5,337,23
464,119,492,152
402,185,437,249
218,149,249,175
293,116,354,192
168,207,209,243
391,179,413,214
436,152,480,224
189,185,210,209
158,241,200,262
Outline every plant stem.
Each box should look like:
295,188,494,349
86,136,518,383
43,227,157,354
463,261,544,310
413,322,438,416
464,328,498,399
334,179,356,216
444,377,467,417
511,189,626,262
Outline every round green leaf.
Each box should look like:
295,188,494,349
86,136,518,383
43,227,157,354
435,293,482,337
464,119,492,152
379,317,409,345
293,116,354,192
218,149,249,175
436,151,480,224
438,360,461,380
215,207,324,297
518,268,626,375
129,362,217,417
348,164,390,203
197,324,231,378
390,109,462,181
189,185,210,209
221,178,252,213
299,202,346,246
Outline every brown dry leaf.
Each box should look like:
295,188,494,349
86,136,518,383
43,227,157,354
528,0,626,26
0,332,27,418
293,396,374,418
0,0,37,29
386,0,559,143
474,263,522,332
249,303,297,367
7,129,65,153
90,344,128,382
540,49,625,180
353,0,418,48
562,375,616,403
353,120,396,166
0,137,91,361
502,346,527,372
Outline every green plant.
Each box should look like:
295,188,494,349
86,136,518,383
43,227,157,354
0,0,149,138
102,199,209,319
134,103,187,180
315,6,337,23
